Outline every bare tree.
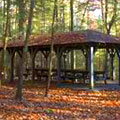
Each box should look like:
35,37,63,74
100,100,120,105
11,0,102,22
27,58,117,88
45,0,57,97
2,0,11,82
103,0,118,34
70,0,76,70
101,0,118,81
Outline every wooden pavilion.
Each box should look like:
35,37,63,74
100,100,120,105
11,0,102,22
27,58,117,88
1,29,120,89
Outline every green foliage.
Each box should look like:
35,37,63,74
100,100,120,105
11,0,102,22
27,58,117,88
44,109,54,114
0,0,119,35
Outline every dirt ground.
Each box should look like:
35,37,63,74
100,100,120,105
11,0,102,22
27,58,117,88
0,82,120,120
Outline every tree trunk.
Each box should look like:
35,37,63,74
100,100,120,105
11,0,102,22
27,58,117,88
45,0,57,97
15,0,35,100
17,0,25,34
2,0,11,82
80,0,89,28
103,0,117,79
15,0,25,100
15,54,24,100
41,0,46,31
70,0,76,70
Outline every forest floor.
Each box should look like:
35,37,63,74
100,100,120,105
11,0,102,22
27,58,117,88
0,82,120,120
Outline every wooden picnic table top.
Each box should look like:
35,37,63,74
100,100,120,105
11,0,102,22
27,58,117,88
26,68,105,74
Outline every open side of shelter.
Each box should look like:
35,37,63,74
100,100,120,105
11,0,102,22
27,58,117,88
0,29,120,89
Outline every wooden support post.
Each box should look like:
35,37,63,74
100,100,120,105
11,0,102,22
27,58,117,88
30,48,38,81
116,48,120,85
68,51,71,69
57,48,64,87
45,56,48,68
85,54,88,70
41,51,50,68
108,49,115,80
57,48,61,86
9,49,15,83
82,49,88,70
16,49,24,100
71,50,76,69
65,55,67,69
31,55,35,81
111,54,115,80
89,46,94,89
10,53,15,83
104,49,109,81
63,51,68,69
118,57,120,85
63,52,66,69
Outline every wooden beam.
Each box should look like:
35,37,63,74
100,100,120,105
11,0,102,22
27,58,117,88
41,50,50,59
17,49,23,58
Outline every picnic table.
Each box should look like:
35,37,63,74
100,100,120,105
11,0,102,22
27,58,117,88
35,68,57,81
24,68,57,81
60,69,106,83
24,68,106,84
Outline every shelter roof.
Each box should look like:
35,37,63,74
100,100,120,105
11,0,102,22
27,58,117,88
3,29,120,48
